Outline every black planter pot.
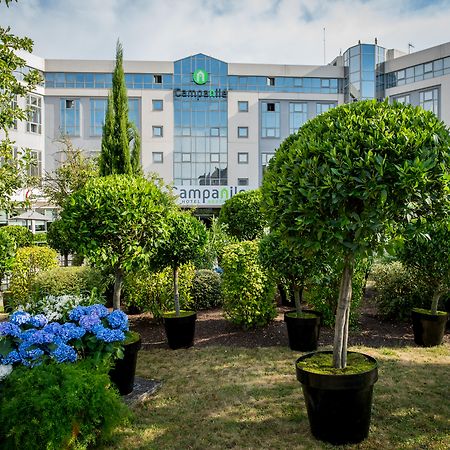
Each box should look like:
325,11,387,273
411,308,448,347
109,334,142,395
296,351,378,445
163,312,197,349
284,309,322,352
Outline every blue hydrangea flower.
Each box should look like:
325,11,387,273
94,326,125,343
2,350,21,365
0,322,21,338
79,314,102,332
59,323,85,342
9,311,31,326
25,330,54,345
19,347,45,367
68,305,89,321
43,322,62,335
51,343,77,363
107,310,129,331
30,314,48,328
86,304,109,318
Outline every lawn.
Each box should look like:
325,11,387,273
103,343,450,449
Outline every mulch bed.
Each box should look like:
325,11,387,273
129,298,448,350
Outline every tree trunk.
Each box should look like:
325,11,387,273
113,267,124,311
333,253,354,369
64,253,69,267
174,266,180,317
293,283,304,315
431,286,444,315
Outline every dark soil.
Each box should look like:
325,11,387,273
129,296,449,350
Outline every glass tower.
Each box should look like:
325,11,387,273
173,54,228,186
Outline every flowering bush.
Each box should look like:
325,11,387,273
0,305,129,370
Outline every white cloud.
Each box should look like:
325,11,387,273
1,0,448,64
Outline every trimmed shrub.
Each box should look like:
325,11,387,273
370,261,431,321
123,263,195,318
8,246,58,306
0,361,129,449
221,240,276,329
29,266,106,299
191,269,223,310
0,225,33,248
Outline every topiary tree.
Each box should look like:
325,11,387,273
0,228,15,287
218,190,267,241
152,212,207,316
47,219,73,266
398,220,450,315
262,100,450,368
60,175,176,310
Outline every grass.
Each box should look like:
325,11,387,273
103,343,450,450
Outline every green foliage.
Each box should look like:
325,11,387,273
191,269,223,310
306,256,370,328
370,261,431,321
32,232,46,244
262,100,450,257
42,135,98,208
123,264,195,319
0,229,15,282
0,21,42,212
8,246,58,305
0,225,33,248
221,240,276,329
398,220,450,313
99,41,141,176
29,266,106,299
47,218,73,256
218,190,267,241
0,361,129,449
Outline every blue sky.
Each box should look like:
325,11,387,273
2,0,449,64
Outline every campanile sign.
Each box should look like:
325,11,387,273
173,186,250,207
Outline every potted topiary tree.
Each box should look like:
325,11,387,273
399,220,450,346
262,100,450,445
259,231,322,351
152,211,207,349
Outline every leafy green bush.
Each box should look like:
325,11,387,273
0,229,15,283
0,361,129,449
32,232,47,245
305,257,370,328
370,261,431,321
0,225,33,248
123,263,195,318
8,246,59,306
191,269,223,310
221,240,276,328
29,266,106,299
218,190,267,241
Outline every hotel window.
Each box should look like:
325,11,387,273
261,101,280,138
393,94,411,105
210,153,220,163
152,99,163,111
238,178,249,186
11,95,18,130
238,152,248,164
238,101,248,112
152,152,163,163
238,126,248,138
153,126,163,137
128,98,140,129
29,150,42,178
316,103,336,115
60,98,80,136
90,98,107,136
419,88,439,116
153,74,162,84
266,77,275,86
27,94,42,134
210,127,220,136
289,103,307,134
261,153,274,174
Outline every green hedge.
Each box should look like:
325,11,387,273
191,269,223,310
123,263,195,318
221,240,276,329
0,225,33,248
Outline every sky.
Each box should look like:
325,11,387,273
2,0,449,65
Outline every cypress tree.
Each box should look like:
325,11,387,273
100,40,141,176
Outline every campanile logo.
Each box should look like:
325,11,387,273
193,69,209,85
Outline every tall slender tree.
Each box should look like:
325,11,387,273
99,40,141,176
